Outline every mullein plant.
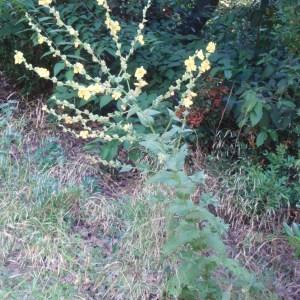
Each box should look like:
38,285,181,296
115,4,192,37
15,0,216,167
13,3,262,297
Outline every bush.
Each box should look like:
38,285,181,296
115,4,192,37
0,0,53,94
275,0,300,54
204,0,300,149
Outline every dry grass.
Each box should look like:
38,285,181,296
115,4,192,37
189,147,300,300
0,102,169,300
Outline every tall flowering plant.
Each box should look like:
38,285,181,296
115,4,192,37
15,0,216,167
13,2,259,298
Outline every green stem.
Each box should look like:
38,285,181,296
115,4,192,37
149,124,156,134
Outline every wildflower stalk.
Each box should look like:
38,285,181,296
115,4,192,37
16,0,216,167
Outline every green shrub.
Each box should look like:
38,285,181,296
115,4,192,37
0,0,53,94
275,0,300,54
204,0,300,149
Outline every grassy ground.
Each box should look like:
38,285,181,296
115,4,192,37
202,148,300,299
0,77,299,299
0,101,169,300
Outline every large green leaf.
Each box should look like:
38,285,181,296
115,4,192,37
164,221,201,255
53,61,65,76
250,102,263,126
100,95,112,109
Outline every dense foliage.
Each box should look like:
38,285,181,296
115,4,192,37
5,0,264,298
0,0,299,298
1,0,299,150
208,0,300,149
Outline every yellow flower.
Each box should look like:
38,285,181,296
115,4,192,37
38,0,52,6
88,84,105,94
123,123,132,132
184,56,196,73
14,51,24,65
34,67,50,78
182,96,193,108
38,35,46,45
69,28,79,37
112,91,122,100
196,50,205,60
78,87,92,101
137,34,144,45
111,21,121,36
135,66,147,80
74,39,80,48
73,62,85,74
182,91,197,109
97,0,105,6
199,59,211,73
134,79,148,88
206,42,216,54
190,91,197,98
64,116,73,124
79,130,89,139
105,19,121,36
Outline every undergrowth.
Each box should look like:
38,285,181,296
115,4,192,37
0,0,299,298
0,103,169,299
208,143,300,217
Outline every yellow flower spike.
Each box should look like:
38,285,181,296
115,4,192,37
137,34,144,45
79,130,89,139
206,42,216,54
64,116,73,124
96,0,105,6
38,35,46,45
74,39,80,48
134,79,148,89
73,62,85,74
190,91,197,98
112,91,122,100
78,87,92,101
135,66,147,81
34,67,50,79
196,50,205,60
87,84,105,94
105,19,121,37
38,0,52,6
200,59,211,73
14,51,24,65
184,56,196,73
182,96,193,108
